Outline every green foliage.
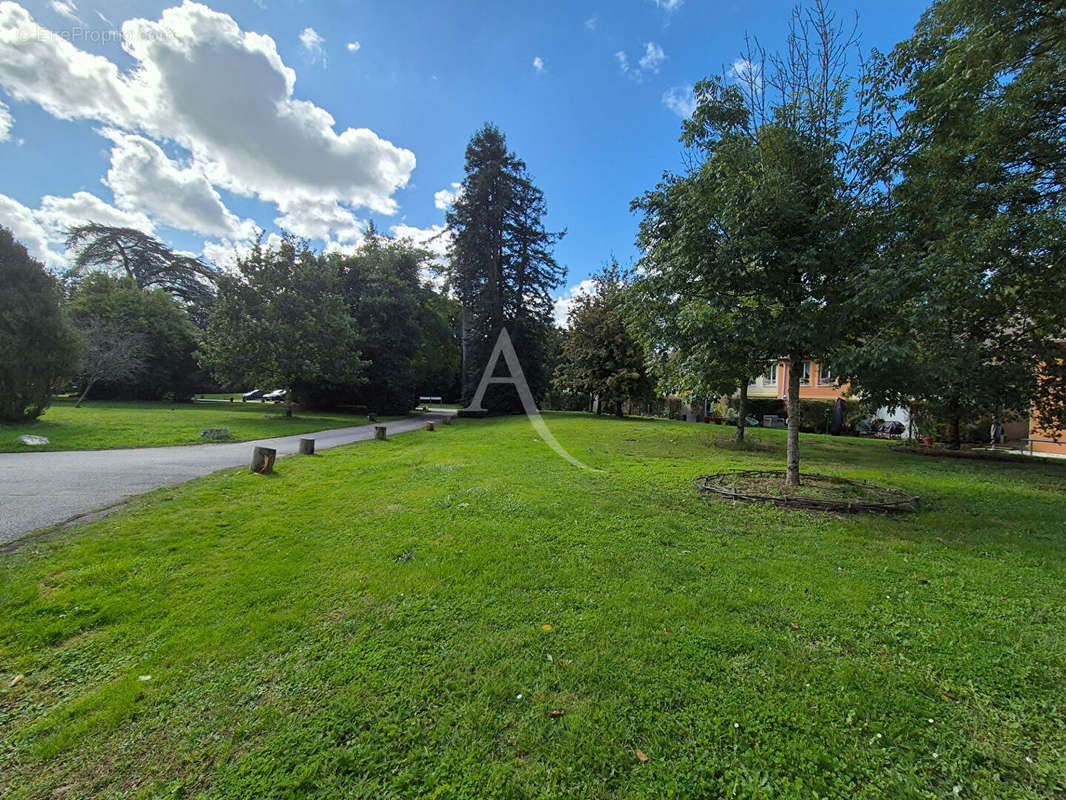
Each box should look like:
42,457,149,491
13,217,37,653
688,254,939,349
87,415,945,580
66,223,221,309
554,262,653,415
844,0,1066,445
307,229,436,415
0,228,79,421
633,3,887,477
200,236,367,415
411,288,462,403
446,124,566,411
2,416,1066,797
65,273,201,402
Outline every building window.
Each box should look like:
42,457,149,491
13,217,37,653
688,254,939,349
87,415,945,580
800,362,811,385
762,363,778,386
818,364,835,386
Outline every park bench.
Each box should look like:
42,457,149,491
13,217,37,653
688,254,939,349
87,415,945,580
418,395,442,412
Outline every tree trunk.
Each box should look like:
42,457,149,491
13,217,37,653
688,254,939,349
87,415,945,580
736,381,748,443
615,400,624,417
285,387,293,418
950,401,961,450
786,358,802,486
74,377,96,408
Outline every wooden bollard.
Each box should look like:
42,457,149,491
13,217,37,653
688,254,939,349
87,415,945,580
441,415,452,425
299,438,315,455
374,426,387,441
250,446,276,474
425,421,435,431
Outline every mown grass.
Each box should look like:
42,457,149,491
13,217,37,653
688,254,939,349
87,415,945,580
0,398,379,452
1,414,1065,798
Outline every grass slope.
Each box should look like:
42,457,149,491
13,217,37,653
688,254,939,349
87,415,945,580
1,414,1065,798
0,399,378,452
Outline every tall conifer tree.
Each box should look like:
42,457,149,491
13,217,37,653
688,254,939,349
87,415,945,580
446,124,565,411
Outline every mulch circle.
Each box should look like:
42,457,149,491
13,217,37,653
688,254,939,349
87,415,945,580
694,469,920,514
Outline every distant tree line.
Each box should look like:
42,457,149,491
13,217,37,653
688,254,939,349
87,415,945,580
0,222,461,422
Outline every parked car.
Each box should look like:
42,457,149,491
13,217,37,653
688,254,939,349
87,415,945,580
242,389,264,401
262,389,287,401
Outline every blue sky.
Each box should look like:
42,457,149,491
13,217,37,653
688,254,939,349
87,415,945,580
0,0,930,317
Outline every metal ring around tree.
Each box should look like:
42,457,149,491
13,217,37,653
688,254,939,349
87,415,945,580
694,470,921,514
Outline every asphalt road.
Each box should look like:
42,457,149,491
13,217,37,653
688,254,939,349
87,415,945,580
0,411,456,547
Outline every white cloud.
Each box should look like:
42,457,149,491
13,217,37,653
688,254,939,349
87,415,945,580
662,85,695,118
552,279,596,327
50,0,80,22
639,42,665,74
729,57,763,92
0,100,11,141
274,197,364,242
0,190,153,267
0,2,416,223
299,26,325,66
616,42,665,80
532,56,544,73
346,41,360,52
103,129,254,238
652,0,683,11
585,16,598,30
95,9,112,26
433,182,462,211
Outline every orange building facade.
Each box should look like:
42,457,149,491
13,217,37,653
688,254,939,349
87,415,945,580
746,360,850,401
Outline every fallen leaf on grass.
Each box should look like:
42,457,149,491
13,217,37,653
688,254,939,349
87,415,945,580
790,622,801,630
549,710,564,718
636,749,649,762
8,674,23,687
541,624,553,631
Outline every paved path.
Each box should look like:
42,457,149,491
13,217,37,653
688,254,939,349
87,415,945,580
0,411,456,546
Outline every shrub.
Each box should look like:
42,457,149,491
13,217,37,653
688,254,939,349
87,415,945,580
0,228,80,421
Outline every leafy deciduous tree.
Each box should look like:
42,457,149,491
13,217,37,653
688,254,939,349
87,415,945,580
554,262,654,416
200,236,367,417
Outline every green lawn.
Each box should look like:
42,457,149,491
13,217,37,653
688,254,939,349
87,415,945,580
0,398,382,452
1,414,1065,798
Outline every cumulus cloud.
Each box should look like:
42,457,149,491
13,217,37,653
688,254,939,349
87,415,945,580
552,279,596,327
585,16,598,30
433,182,462,211
0,100,11,140
652,0,683,11
103,129,254,238
616,42,665,80
0,2,416,221
299,26,325,66
662,85,695,118
532,55,544,72
0,190,154,266
346,41,360,52
273,197,365,243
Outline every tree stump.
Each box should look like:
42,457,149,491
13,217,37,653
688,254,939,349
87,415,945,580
374,426,387,441
368,413,378,422
299,438,315,455
250,446,276,474
425,421,435,431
